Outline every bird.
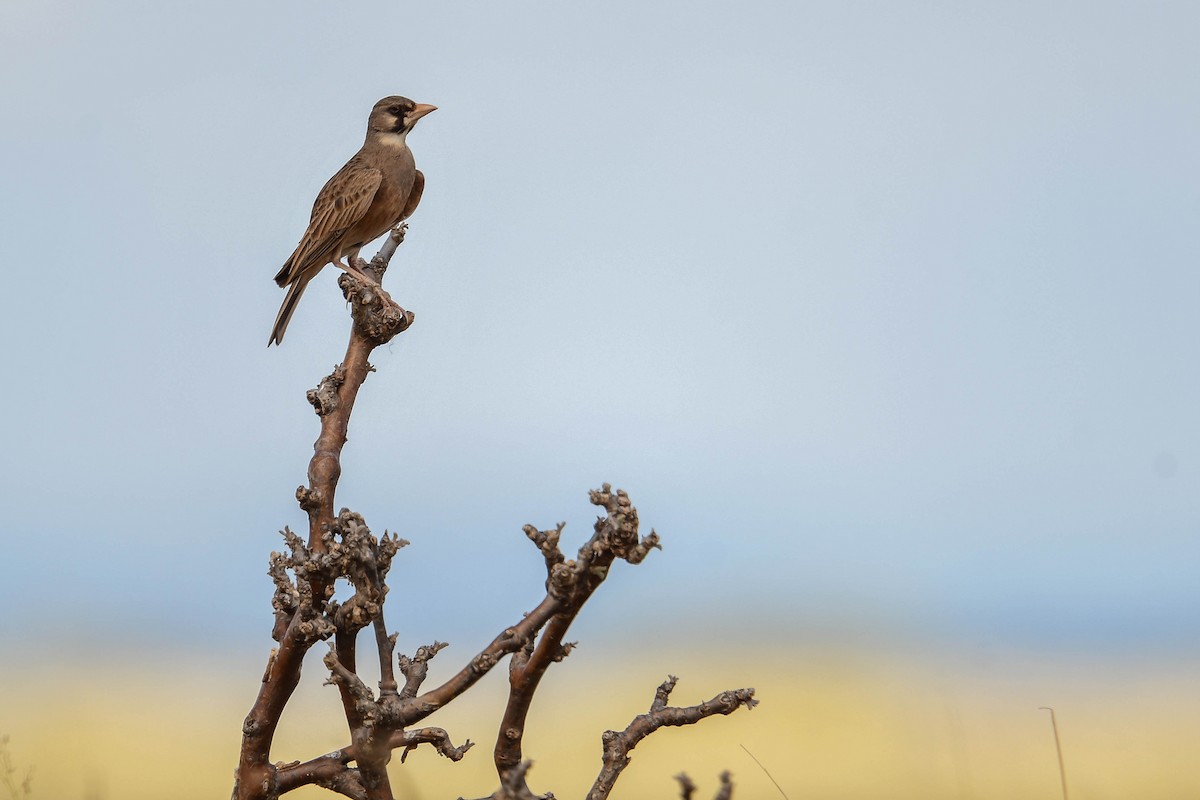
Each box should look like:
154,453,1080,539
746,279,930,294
269,96,436,345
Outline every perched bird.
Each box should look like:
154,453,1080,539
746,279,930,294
269,96,436,345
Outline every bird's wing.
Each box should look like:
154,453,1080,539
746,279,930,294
277,162,383,286
398,169,425,221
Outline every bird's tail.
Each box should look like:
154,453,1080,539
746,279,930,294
273,258,293,287
275,244,303,287
269,275,311,346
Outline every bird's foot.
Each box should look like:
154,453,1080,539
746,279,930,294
337,258,379,285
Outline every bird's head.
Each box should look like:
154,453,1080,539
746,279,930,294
368,96,437,139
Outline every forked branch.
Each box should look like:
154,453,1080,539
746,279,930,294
588,678,756,800
234,226,415,800
234,224,757,800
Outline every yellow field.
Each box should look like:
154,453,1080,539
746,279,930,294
2,645,1196,799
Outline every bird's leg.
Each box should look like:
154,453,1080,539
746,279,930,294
347,246,382,283
335,255,378,285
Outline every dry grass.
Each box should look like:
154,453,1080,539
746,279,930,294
1,735,33,800
1,645,1197,799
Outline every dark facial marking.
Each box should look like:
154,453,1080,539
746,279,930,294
387,100,415,132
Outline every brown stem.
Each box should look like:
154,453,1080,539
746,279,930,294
587,679,756,800
274,729,472,795
322,636,396,799
334,628,363,731
398,641,448,699
306,332,374,557
235,632,308,799
492,486,661,796
233,228,413,800
235,211,758,800
375,617,399,696
396,727,476,763
275,750,365,800
399,598,556,725
494,613,580,782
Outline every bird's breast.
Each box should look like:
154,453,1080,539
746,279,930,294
348,148,417,243
378,149,417,203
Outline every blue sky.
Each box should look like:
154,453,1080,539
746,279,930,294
1,1,1197,663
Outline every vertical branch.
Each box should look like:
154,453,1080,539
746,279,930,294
492,485,662,796
334,627,364,732
374,618,399,695
234,228,414,800
301,222,414,564
494,615,577,782
237,529,337,800
320,511,409,800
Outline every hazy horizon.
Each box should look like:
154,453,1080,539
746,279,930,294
1,1,1198,796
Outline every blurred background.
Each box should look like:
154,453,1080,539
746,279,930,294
1,1,1197,797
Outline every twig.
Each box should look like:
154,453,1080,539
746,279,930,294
586,677,757,800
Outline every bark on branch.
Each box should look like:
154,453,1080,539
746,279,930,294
234,227,415,800
587,677,756,800
232,225,757,800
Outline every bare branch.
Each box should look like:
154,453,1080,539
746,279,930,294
234,215,757,800
524,522,566,574
395,727,474,763
275,751,365,800
398,641,449,699
400,608,546,725
364,223,408,281
307,365,346,417
480,760,555,800
323,649,377,724
492,486,663,796
339,273,413,346
275,723,471,796
235,229,414,800
586,679,756,800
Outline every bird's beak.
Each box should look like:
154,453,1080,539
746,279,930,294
409,104,438,121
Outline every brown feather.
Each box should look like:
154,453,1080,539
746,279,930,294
399,170,425,221
270,96,432,345
275,162,383,287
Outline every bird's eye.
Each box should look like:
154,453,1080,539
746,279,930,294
389,105,402,115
